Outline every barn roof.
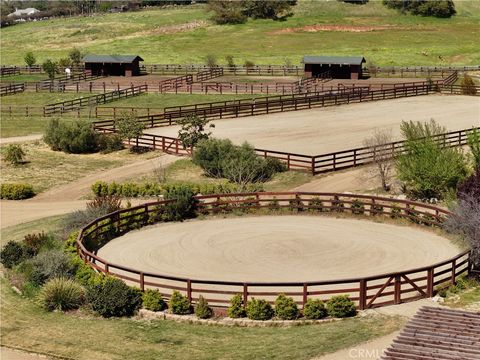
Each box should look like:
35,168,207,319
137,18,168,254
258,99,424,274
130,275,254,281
82,55,144,64
382,306,480,360
302,56,365,65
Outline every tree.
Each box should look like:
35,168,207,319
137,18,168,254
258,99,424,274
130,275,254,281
467,128,480,170
177,114,214,148
395,120,468,199
114,111,145,149
243,0,297,20
363,129,394,191
444,193,480,271
206,0,247,24
42,59,59,80
382,0,456,18
4,144,26,165
69,47,83,67
460,74,477,96
204,54,217,68
24,52,36,68
225,55,235,68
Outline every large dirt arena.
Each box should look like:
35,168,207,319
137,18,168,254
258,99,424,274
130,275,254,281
97,215,460,283
145,94,479,154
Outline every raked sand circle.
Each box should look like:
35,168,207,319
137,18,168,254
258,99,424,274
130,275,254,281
97,215,461,283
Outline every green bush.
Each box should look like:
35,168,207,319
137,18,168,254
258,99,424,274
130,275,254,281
0,183,35,200
303,299,327,320
142,289,167,312
70,255,104,286
383,0,455,18
227,294,247,318
195,295,213,319
28,250,75,286
326,295,357,318
308,197,325,212
0,241,25,269
3,144,26,165
274,294,299,320
86,277,142,317
97,133,124,153
162,184,198,221
39,277,85,312
43,119,98,154
168,290,192,315
246,298,274,320
350,200,365,215
23,232,55,257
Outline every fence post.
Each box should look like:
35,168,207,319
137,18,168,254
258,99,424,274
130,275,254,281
394,275,401,304
427,268,434,297
302,283,308,309
187,279,192,302
451,259,456,285
140,272,145,291
243,283,248,308
359,279,367,310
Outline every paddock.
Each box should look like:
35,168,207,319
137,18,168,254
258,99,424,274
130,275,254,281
144,94,480,155
97,215,460,283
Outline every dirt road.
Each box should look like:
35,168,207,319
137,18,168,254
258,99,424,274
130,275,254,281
145,95,479,155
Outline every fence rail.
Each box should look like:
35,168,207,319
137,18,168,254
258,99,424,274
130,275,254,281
43,85,147,115
76,192,471,310
0,83,25,96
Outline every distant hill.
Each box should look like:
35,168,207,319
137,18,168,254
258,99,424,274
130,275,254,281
0,1,479,66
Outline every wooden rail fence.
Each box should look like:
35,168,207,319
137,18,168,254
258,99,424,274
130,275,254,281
43,85,147,115
76,192,471,310
0,83,25,96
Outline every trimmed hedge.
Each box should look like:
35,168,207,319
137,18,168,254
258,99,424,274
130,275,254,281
303,299,327,320
326,295,357,318
246,298,274,320
91,181,264,198
169,291,192,315
142,289,167,312
0,183,35,200
227,294,247,318
274,294,299,320
195,295,213,319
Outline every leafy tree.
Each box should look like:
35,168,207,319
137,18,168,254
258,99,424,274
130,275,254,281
24,52,36,67
467,128,480,170
4,144,26,165
204,54,217,68
206,0,247,24
395,120,468,199
115,111,145,146
383,0,456,18
178,114,214,148
243,0,297,20
58,58,72,68
461,74,477,96
42,59,59,80
69,47,83,67
225,55,235,68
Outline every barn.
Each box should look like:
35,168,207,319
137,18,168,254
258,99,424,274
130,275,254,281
302,56,366,80
83,55,144,77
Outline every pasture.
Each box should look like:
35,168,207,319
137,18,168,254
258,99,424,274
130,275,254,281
1,1,479,65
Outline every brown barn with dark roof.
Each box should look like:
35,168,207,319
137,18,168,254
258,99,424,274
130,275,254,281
83,55,144,77
302,56,366,80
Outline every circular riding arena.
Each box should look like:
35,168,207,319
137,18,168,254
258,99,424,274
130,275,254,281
97,215,460,283
145,95,479,154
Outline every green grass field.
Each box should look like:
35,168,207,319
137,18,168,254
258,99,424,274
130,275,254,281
0,74,48,83
1,1,479,66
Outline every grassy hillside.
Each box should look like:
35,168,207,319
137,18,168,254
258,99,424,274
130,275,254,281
1,1,479,66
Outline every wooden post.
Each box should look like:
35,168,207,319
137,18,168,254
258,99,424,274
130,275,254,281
451,259,456,285
394,275,401,304
359,279,367,310
187,279,192,302
243,283,248,308
427,268,434,297
302,283,308,309
140,272,145,291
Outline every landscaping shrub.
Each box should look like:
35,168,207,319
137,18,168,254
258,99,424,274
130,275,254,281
246,298,274,320
0,241,25,269
168,291,192,315
70,255,104,286
193,138,285,187
97,133,124,153
86,195,122,214
396,120,468,200
383,0,455,18
162,184,198,221
460,74,477,96
23,232,54,257
274,294,299,320
326,295,357,318
467,129,480,170
142,289,166,312
43,119,98,154
308,197,324,212
28,250,75,286
0,183,35,200
91,180,263,198
86,277,142,317
457,170,480,201
303,299,327,320
24,51,36,67
3,144,25,165
195,295,213,319
39,277,84,312
227,294,246,318
350,200,365,215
